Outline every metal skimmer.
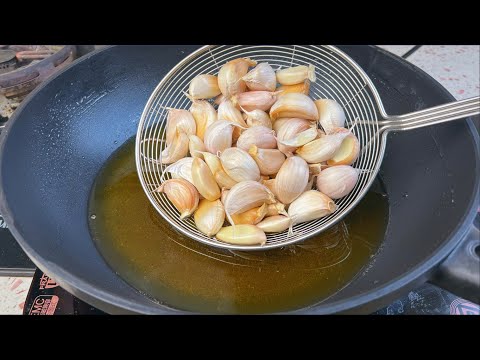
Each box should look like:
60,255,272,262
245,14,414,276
136,45,480,251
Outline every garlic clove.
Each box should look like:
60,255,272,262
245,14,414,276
161,130,189,164
266,202,288,217
316,165,359,199
218,58,257,98
275,118,313,157
220,147,260,182
188,135,206,158
276,80,311,96
217,99,247,142
201,151,222,174
261,179,277,197
203,120,235,154
189,100,217,141
288,190,336,225
308,163,323,176
242,63,277,92
189,74,221,99
257,215,292,233
243,108,272,129
230,203,268,225
165,109,196,146
191,157,221,201
223,181,275,226
214,170,238,189
220,188,229,205
274,156,310,204
260,175,270,181
214,94,226,106
163,157,194,184
314,99,346,134
276,64,316,85
215,225,266,246
295,131,351,163
200,151,238,190
327,128,360,166
155,178,199,219
248,145,286,176
272,118,295,133
194,199,225,237
304,175,316,192
236,126,277,151
270,93,319,121
232,91,277,112
277,126,318,148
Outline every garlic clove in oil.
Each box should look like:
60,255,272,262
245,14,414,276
269,93,319,121
194,199,225,237
276,64,316,85
257,215,292,233
316,165,359,199
232,91,277,112
161,130,189,164
276,80,311,96
215,225,266,246
274,156,310,204
155,178,199,219
242,62,277,92
248,145,286,176
230,203,268,225
191,157,221,201
288,190,336,225
165,109,196,146
236,126,277,151
163,157,194,184
218,58,257,98
327,128,360,166
189,100,217,141
314,99,346,134
295,131,351,163
189,74,221,99
188,135,206,158
220,147,260,182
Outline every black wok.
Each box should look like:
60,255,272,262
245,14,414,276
0,45,478,314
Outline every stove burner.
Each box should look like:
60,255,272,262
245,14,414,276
0,50,17,75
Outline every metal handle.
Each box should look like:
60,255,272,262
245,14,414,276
379,96,480,133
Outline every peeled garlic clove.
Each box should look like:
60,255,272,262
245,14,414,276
203,120,235,154
232,91,277,112
217,99,247,142
288,190,336,225
266,202,287,217
220,147,260,182
236,126,277,151
161,130,189,164
215,170,238,189
276,64,316,85
277,127,318,147
261,179,277,197
224,181,275,225
165,109,196,145
190,100,217,141
194,199,225,237
257,215,292,233
189,74,221,99
270,93,319,121
248,145,286,176
327,128,360,166
216,225,266,246
188,135,206,158
230,203,268,225
316,165,359,199
242,62,277,91
243,108,272,129
314,99,346,134
274,156,309,204
218,58,257,98
156,178,199,219
277,80,311,96
275,118,313,157
200,151,237,189
191,157,221,201
163,157,194,184
296,131,351,163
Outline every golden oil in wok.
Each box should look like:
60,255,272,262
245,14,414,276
88,139,389,314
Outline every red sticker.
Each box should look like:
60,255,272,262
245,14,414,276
28,295,59,315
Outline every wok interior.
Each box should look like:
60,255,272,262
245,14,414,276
1,45,478,313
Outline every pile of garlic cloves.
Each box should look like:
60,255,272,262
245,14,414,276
156,58,360,246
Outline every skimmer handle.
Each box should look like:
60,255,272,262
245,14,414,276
379,96,480,133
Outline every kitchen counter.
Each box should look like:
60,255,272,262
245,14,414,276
1,45,479,314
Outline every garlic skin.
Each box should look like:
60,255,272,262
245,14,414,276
275,118,312,156
243,108,272,129
218,58,257,98
270,93,319,121
203,120,235,154
308,163,323,176
190,100,217,141
288,190,336,225
215,225,266,246
236,126,277,151
276,64,316,85
223,181,275,226
194,199,225,237
191,157,221,201
248,145,286,176
188,135,206,158
327,128,360,166
266,202,287,216
220,147,260,182
257,215,292,233
230,203,268,225
277,80,310,96
165,109,196,146
161,130,189,164
155,179,199,219
296,131,351,163
163,157,194,184
275,156,309,204
242,62,277,91
217,99,247,142
189,74,221,99
316,165,359,199
232,91,277,112
314,99,346,134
